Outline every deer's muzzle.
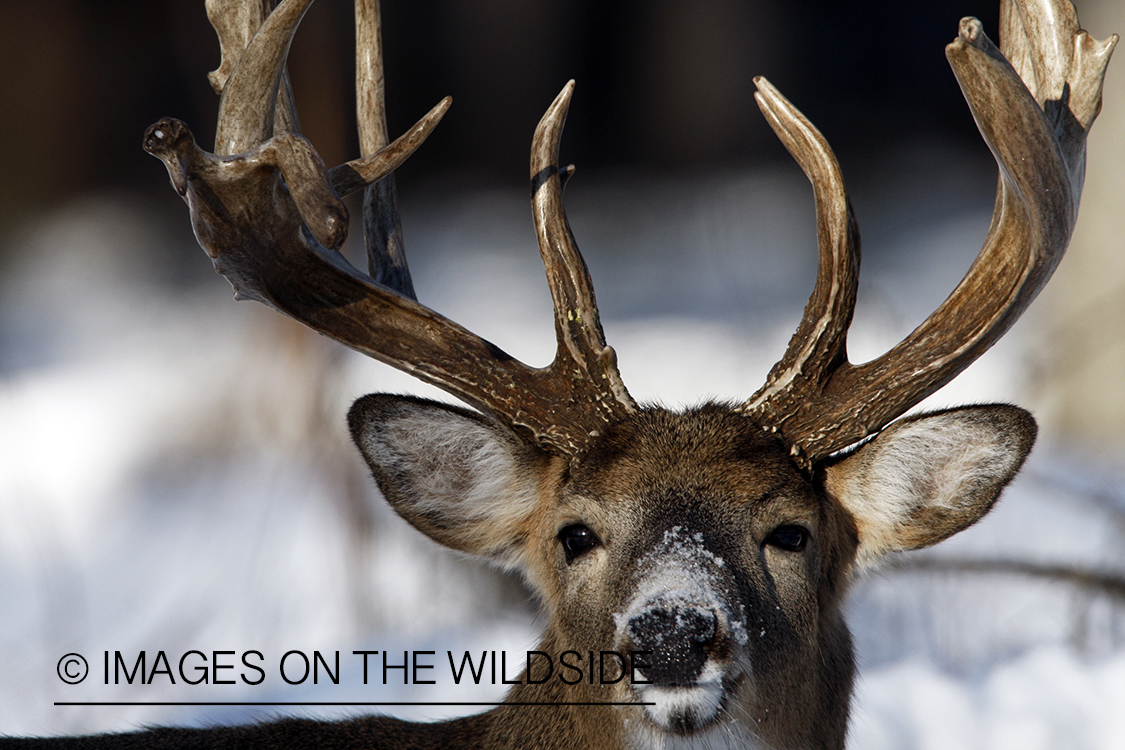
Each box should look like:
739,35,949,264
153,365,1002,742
615,526,747,733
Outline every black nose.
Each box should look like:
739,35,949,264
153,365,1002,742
627,606,717,685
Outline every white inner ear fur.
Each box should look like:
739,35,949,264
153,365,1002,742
357,405,540,568
826,409,1028,569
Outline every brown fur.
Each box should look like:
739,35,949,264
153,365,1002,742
340,398,1031,749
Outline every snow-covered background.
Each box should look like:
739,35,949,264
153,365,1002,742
1,1,1123,748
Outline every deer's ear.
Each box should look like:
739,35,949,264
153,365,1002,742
348,394,544,569
823,405,1036,569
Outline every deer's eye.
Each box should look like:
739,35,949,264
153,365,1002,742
558,524,600,563
765,525,809,552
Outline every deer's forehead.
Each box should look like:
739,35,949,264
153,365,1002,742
562,408,817,513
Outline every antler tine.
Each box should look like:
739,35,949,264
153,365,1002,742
743,0,1115,463
1000,0,1115,193
532,82,638,430
328,99,450,197
739,78,859,422
355,0,414,299
355,0,390,157
212,0,313,155
205,0,267,95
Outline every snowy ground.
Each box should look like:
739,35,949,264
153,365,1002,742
1,163,1123,747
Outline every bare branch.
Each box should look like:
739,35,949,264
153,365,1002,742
894,557,1125,601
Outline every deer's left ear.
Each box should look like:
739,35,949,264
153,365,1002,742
348,394,545,570
823,405,1036,569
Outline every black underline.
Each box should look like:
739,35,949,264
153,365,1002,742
54,701,653,707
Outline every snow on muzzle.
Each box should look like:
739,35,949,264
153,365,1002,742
614,525,749,733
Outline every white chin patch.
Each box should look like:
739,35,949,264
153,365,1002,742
636,681,725,732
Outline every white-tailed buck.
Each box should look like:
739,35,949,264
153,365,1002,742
10,0,1116,748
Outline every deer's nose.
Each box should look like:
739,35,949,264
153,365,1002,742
627,606,717,685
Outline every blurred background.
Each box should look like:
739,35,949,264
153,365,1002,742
1,0,1122,747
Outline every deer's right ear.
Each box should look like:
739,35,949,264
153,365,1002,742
348,394,543,569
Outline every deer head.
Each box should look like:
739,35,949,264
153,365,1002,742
142,0,1114,747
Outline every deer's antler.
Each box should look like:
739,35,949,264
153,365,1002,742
144,0,634,457
740,0,1116,462
147,0,1113,464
